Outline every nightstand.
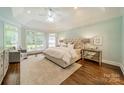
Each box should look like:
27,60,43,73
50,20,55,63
82,49,102,66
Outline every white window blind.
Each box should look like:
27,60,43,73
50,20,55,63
48,33,56,47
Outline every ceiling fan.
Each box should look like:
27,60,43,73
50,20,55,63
38,8,56,23
47,8,55,23
38,8,64,23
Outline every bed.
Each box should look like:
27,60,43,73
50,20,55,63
44,49,81,68
43,38,83,68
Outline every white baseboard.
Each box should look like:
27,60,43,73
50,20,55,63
102,60,121,67
102,60,124,75
120,63,124,75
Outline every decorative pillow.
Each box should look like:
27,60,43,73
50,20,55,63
74,43,82,49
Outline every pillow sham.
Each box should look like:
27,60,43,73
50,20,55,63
67,43,74,49
60,43,67,47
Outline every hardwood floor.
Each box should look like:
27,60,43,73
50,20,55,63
1,60,124,85
2,63,20,85
61,60,124,85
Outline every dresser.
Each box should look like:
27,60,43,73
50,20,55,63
9,49,27,63
82,49,102,66
9,51,21,62
0,49,9,84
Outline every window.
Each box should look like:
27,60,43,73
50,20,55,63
48,33,56,47
35,32,44,49
4,24,19,48
26,31,45,51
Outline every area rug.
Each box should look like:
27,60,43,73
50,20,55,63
20,54,81,85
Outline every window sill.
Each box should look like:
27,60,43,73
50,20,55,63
27,49,45,55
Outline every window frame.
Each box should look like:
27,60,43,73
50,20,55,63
4,23,19,49
48,33,56,48
26,30,45,51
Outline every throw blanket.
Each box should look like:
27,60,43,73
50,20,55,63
44,47,78,64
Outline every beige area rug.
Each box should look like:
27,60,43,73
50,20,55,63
20,54,81,85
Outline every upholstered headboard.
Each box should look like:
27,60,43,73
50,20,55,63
63,38,84,49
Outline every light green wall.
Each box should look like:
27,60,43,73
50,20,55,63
0,21,4,48
57,17,122,63
122,16,124,64
0,8,20,25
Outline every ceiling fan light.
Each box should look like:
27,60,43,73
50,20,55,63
48,10,52,17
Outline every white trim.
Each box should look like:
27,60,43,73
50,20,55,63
102,60,121,67
27,50,43,55
102,60,124,75
120,63,124,75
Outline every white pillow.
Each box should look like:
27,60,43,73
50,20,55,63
68,43,74,49
60,43,67,47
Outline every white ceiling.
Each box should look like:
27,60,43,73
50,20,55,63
11,7,121,32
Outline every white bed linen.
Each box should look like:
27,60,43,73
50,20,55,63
44,47,78,64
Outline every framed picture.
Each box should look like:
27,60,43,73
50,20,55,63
93,36,103,46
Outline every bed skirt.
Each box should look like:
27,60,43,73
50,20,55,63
44,54,81,68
